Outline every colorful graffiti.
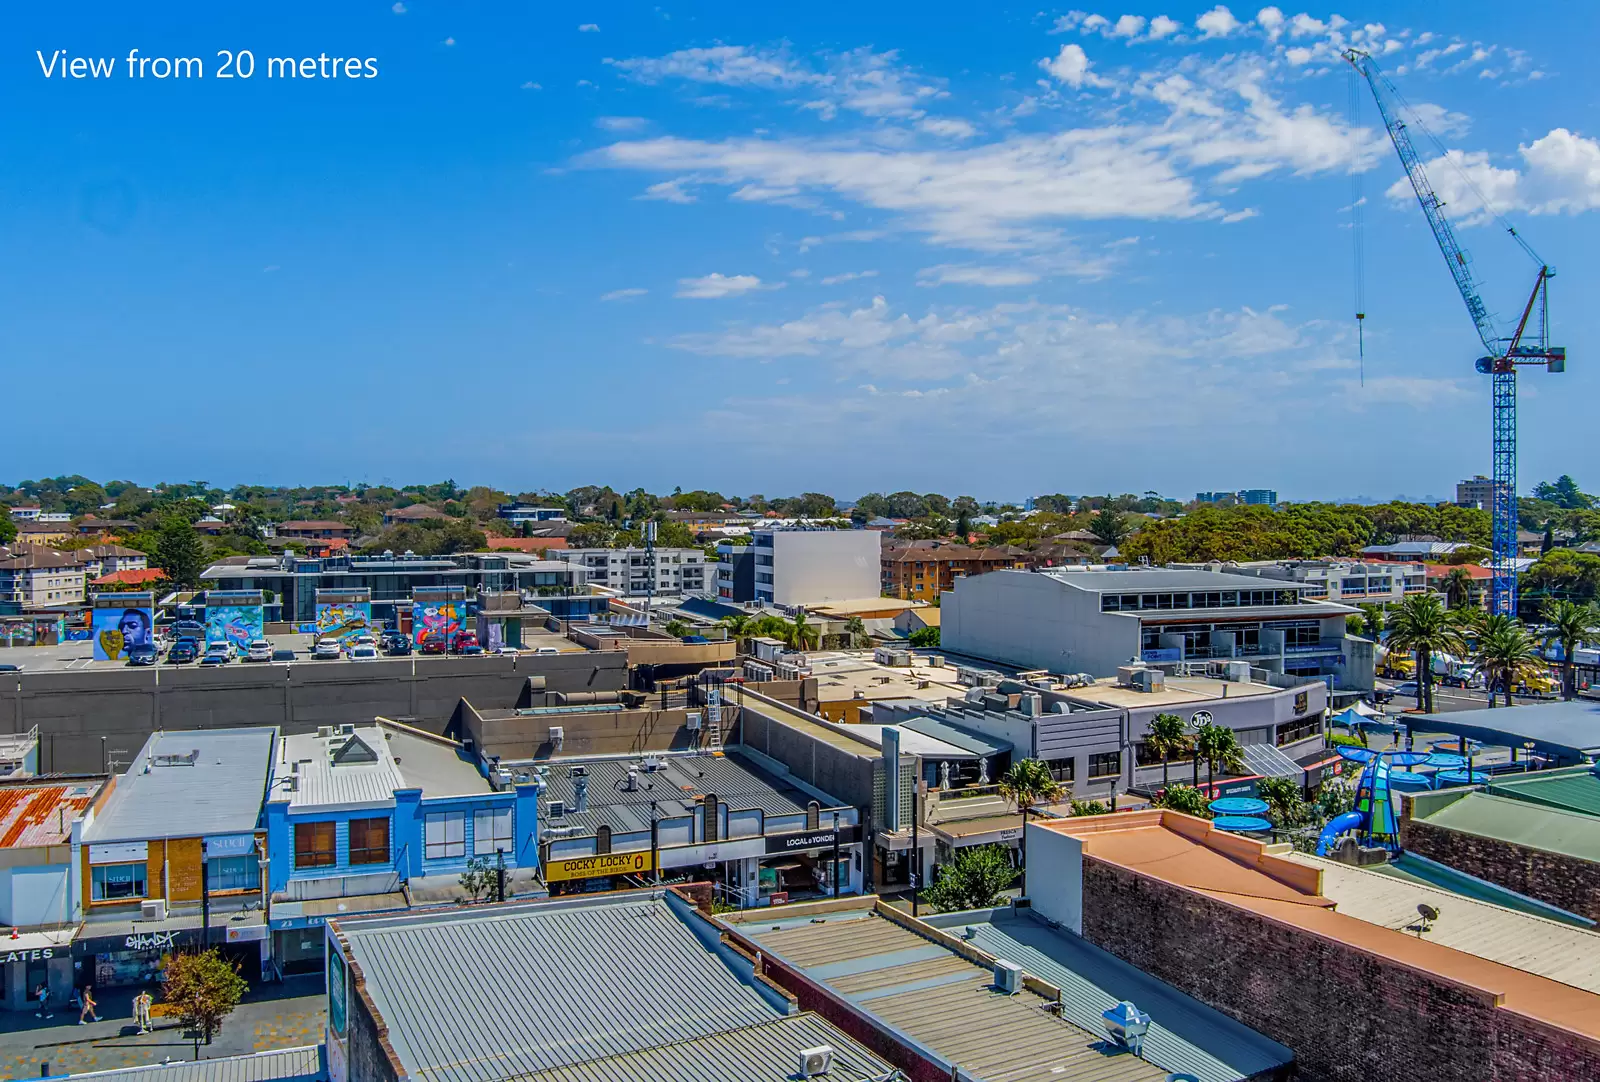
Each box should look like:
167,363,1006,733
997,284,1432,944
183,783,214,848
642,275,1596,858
92,603,154,661
315,602,372,643
411,602,463,648
205,604,265,651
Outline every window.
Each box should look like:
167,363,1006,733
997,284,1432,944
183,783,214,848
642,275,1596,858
473,807,513,856
425,812,465,860
1045,757,1075,782
206,855,260,892
349,817,390,865
1276,715,1323,746
294,821,337,868
91,862,147,901
1088,752,1122,779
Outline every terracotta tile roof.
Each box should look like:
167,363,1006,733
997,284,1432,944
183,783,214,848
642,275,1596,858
386,505,445,520
91,568,167,587
487,537,569,552
276,520,352,532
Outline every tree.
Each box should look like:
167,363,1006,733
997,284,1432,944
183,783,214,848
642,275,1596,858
1473,614,1544,708
152,514,207,588
1358,603,1386,640
954,509,971,540
162,949,248,1044
1087,506,1131,547
1533,475,1592,510
0,516,14,545
1441,567,1476,610
1194,724,1245,793
720,614,753,645
1152,784,1209,817
1385,593,1464,713
1256,776,1308,827
998,758,1064,895
844,616,870,649
1145,712,1189,789
1543,599,1600,699
786,611,820,652
664,618,690,638
923,844,1019,913
908,626,940,648
459,856,499,902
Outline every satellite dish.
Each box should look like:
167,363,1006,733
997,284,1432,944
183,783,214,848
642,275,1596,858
1417,903,1440,930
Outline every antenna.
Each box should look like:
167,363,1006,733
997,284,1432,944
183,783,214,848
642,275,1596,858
1416,903,1439,933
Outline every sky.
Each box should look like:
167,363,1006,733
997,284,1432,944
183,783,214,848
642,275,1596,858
4,1,1598,502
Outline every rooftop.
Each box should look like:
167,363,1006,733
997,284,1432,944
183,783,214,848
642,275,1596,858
84,728,276,843
1409,789,1600,863
1076,674,1282,709
722,902,1168,1082
59,1046,324,1082
272,722,495,811
333,892,809,1082
0,777,104,848
1040,567,1317,594
1039,810,1600,1042
1406,700,1600,758
1289,852,1600,993
921,906,1294,1082
808,654,967,703
1482,763,1600,817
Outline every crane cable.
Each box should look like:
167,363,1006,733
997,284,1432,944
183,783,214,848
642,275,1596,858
1347,63,1366,385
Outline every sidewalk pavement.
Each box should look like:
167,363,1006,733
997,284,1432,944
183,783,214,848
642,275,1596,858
0,978,325,1078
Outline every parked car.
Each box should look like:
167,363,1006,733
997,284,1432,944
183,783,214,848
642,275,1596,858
203,643,233,665
167,641,199,664
349,643,380,661
245,639,273,663
533,646,559,656
0,663,22,672
312,638,342,660
171,620,205,642
383,637,412,657
127,643,159,667
199,653,229,666
271,648,297,662
419,637,447,656
450,633,481,655
1391,681,1421,699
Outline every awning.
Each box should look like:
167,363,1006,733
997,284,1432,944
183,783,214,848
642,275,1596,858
1240,742,1305,779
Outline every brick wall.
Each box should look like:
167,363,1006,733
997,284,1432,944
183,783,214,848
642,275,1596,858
1077,857,1600,1082
1400,816,1600,922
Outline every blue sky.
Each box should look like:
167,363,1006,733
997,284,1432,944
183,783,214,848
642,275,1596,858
4,2,1597,502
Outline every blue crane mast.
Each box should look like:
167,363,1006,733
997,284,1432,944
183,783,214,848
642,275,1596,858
1345,49,1565,616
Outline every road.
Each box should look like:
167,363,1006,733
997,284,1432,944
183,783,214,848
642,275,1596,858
1372,680,1558,714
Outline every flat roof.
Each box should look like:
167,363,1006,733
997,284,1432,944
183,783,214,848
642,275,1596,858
1413,790,1600,863
1042,568,1317,593
809,656,967,702
723,903,1167,1082
1078,674,1281,709
840,724,976,760
85,728,275,842
923,907,1293,1082
1406,700,1600,756
1040,811,1600,1042
1484,765,1600,817
335,893,788,1082
0,778,104,848
807,597,925,616
900,715,1012,757
1290,853,1600,993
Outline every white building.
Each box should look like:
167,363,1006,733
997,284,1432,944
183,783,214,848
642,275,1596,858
551,547,710,597
730,528,882,607
1192,560,1429,606
497,504,568,527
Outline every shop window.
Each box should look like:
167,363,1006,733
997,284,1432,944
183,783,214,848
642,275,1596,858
294,822,337,868
1276,716,1323,746
1088,752,1122,779
473,807,514,856
349,817,390,865
1045,757,1075,782
425,812,465,860
206,855,261,892
91,862,147,901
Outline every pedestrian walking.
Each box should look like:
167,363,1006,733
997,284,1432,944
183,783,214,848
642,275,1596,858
77,987,98,1025
33,982,50,1018
133,990,153,1033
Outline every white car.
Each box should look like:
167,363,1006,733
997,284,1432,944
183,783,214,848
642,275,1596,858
245,640,272,662
533,646,560,656
349,644,379,661
312,639,342,660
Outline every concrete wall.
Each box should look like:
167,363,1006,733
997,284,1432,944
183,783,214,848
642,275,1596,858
462,705,703,760
1400,809,1600,923
734,694,877,811
0,653,627,774
770,530,882,606
943,571,1139,675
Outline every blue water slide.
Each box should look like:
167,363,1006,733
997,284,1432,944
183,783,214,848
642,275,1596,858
1315,811,1366,857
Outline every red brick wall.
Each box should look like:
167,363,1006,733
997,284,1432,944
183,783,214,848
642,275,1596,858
1077,857,1600,1082
1400,817,1600,922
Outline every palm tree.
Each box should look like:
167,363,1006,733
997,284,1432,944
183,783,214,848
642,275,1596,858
998,759,1065,896
844,615,869,649
1473,614,1544,708
787,611,820,652
1385,594,1464,713
1194,724,1245,793
720,613,753,647
1441,567,1476,610
1544,599,1600,699
1145,712,1189,789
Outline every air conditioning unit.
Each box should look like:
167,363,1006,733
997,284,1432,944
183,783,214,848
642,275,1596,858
317,726,334,739
796,1045,835,1078
994,959,1023,995
548,726,565,750
338,723,355,735
686,712,702,731
141,899,167,922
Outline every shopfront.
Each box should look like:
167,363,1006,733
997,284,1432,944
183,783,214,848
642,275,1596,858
753,826,861,905
74,927,201,989
2,938,75,1012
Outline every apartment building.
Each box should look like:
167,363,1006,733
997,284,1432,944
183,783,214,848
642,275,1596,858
718,528,881,606
550,546,709,597
1205,559,1429,605
0,546,87,612
1457,474,1497,509
496,503,568,526
881,540,1026,602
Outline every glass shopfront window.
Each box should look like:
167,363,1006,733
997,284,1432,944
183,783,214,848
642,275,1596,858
91,862,147,901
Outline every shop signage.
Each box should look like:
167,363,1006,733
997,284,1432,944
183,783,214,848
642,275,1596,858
1141,648,1182,663
204,834,258,858
270,914,328,932
544,850,655,882
225,925,268,943
764,826,859,855
2,947,59,963
659,837,767,869
1214,779,1259,799
123,930,182,953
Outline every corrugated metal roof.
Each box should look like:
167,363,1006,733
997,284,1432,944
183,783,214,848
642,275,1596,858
1486,765,1600,818
899,716,1011,758
61,1045,323,1081
1041,568,1313,593
1419,791,1600,862
276,728,404,810
734,909,1166,1082
945,909,1292,1082
1296,853,1600,992
0,779,101,848
84,728,275,843
339,895,780,1082
497,1013,890,1082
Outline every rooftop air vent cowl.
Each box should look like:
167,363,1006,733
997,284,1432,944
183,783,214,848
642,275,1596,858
1102,1000,1152,1057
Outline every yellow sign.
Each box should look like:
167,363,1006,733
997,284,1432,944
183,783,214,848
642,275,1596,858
544,851,654,882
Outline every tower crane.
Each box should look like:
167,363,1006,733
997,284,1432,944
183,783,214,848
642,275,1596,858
1345,49,1566,616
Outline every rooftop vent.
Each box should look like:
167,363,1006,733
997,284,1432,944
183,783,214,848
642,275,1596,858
1102,1000,1152,1056
548,799,566,818
796,1046,835,1078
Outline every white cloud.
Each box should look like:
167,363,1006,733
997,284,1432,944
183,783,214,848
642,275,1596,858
640,178,697,203
1287,13,1326,38
917,264,1042,287
820,269,879,285
596,116,648,132
1255,7,1284,39
442,37,456,46
1040,44,1111,89
1195,5,1241,38
579,23,600,32
1221,207,1259,223
575,79,596,88
1147,15,1181,39
676,273,774,299
918,117,978,139
521,81,542,90
1388,129,1600,223
391,2,406,13
601,288,648,301
1110,15,1147,39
